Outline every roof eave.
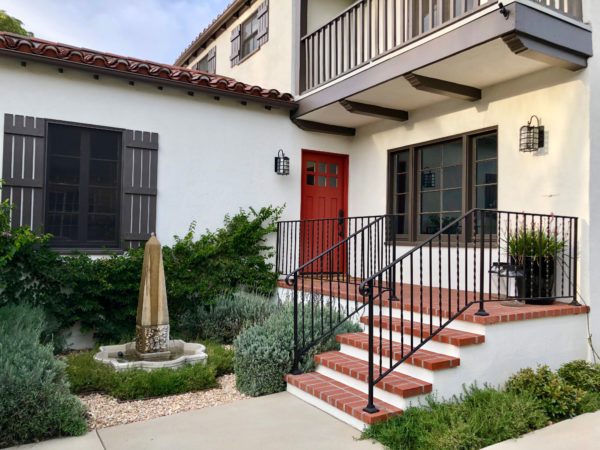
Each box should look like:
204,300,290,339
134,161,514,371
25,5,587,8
1,49,298,111
175,0,251,66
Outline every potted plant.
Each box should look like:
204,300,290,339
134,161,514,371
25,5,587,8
507,228,566,305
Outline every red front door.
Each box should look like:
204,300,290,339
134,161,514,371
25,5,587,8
300,150,348,272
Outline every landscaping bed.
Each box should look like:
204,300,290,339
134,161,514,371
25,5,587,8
362,361,600,450
81,374,246,429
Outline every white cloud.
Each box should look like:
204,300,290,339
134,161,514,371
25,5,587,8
1,0,230,64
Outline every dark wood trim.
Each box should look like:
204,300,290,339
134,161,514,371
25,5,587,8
292,118,356,137
404,73,481,102
502,32,588,70
339,99,409,122
387,126,498,242
294,2,591,118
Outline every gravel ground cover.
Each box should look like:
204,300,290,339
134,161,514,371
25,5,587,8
81,374,246,429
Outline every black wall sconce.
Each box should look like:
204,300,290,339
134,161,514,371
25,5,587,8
520,115,545,153
274,149,290,175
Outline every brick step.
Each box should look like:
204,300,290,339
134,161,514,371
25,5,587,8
315,351,432,397
337,332,460,371
360,316,485,346
285,372,402,425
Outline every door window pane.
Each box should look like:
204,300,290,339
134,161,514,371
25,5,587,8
306,161,316,172
306,175,315,185
318,176,327,187
319,162,327,173
329,177,338,188
329,164,338,175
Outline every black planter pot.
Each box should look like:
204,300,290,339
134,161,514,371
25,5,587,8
511,256,556,305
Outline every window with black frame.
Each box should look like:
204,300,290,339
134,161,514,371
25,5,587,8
388,130,498,242
45,124,121,248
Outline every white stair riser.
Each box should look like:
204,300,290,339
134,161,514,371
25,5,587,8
360,323,462,357
286,383,366,431
316,364,429,410
371,304,486,335
340,343,437,384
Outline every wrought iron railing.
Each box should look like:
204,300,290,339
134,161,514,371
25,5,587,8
278,215,403,370
278,209,579,412
358,209,578,413
300,0,584,92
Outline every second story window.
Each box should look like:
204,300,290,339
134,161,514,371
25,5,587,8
194,47,216,74
241,13,259,59
230,0,269,66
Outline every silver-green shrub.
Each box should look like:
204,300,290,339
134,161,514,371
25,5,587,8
0,304,87,447
234,303,361,397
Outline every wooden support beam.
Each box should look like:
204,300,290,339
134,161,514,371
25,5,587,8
404,73,481,101
339,100,409,122
292,118,356,137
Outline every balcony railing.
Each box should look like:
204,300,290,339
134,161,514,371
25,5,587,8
300,0,584,93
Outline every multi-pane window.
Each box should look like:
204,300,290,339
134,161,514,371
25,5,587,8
240,13,259,59
388,130,498,241
46,124,120,248
195,55,210,72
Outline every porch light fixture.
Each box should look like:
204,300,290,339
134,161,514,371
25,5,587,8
519,115,545,153
274,149,290,176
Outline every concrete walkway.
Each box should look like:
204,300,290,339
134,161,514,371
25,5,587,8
12,392,383,450
484,410,600,450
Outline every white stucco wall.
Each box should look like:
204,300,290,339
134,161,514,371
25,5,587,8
188,0,294,95
306,0,355,33
346,66,591,309
0,57,350,245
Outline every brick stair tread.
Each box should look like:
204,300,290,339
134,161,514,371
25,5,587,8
285,372,402,425
337,332,460,370
360,316,485,346
315,351,432,397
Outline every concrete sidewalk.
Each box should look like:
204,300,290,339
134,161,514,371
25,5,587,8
12,392,383,450
484,410,600,450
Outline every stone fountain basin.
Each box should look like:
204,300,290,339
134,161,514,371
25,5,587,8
94,340,207,371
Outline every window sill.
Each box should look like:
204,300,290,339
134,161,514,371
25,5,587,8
52,248,125,256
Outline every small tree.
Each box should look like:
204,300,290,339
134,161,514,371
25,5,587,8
0,10,33,36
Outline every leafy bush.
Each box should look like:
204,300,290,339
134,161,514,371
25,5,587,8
65,342,233,400
0,304,87,448
234,304,361,397
109,364,217,401
363,386,548,450
177,290,280,344
203,341,235,377
558,360,600,392
505,365,585,421
0,203,282,349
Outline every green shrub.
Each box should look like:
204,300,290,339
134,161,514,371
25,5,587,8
109,364,217,401
234,304,361,397
363,386,548,450
0,203,282,349
65,343,233,400
178,290,280,343
0,304,87,447
204,341,235,377
558,360,600,392
505,365,585,421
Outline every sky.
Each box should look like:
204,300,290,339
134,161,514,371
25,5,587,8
2,0,231,64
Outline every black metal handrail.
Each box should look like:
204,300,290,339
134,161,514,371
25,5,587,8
277,214,403,372
358,209,579,414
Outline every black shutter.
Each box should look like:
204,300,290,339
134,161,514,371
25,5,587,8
121,130,158,249
207,47,217,74
230,24,241,66
256,0,269,46
1,114,45,232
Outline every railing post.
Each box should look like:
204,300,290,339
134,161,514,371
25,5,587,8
475,210,490,317
363,278,379,414
292,275,302,374
390,215,398,301
571,217,580,306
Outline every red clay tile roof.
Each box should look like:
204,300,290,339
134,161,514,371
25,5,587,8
0,32,295,107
